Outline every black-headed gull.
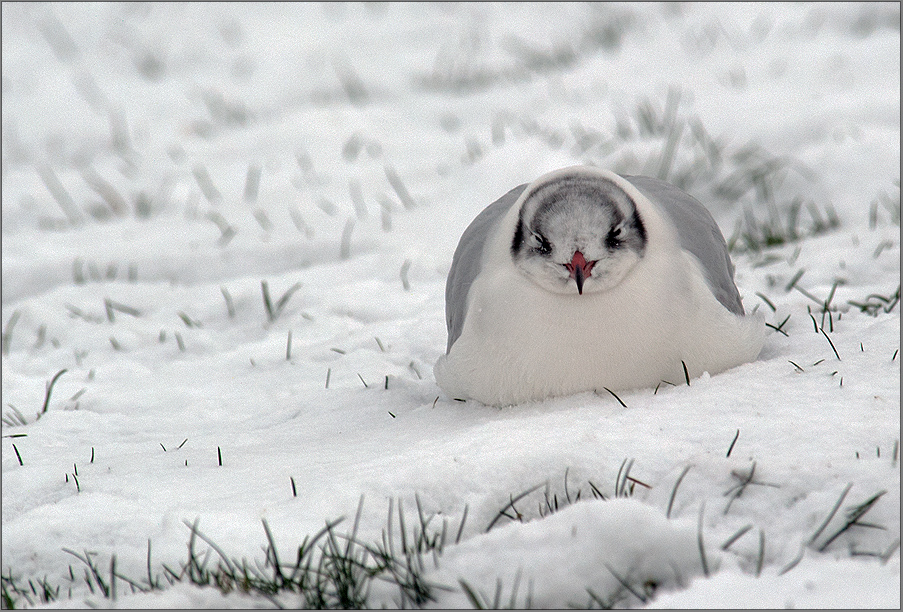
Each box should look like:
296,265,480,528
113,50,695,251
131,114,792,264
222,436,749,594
435,166,764,406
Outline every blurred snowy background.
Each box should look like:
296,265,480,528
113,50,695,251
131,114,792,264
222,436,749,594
2,2,899,608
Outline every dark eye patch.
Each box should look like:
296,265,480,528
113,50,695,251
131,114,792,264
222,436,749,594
606,225,623,249
532,231,552,256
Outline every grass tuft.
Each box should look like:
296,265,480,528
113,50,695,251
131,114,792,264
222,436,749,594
817,490,887,553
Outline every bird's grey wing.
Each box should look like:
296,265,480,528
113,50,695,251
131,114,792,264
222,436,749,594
445,184,528,352
623,175,745,315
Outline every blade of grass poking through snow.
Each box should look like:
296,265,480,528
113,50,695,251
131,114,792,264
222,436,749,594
82,167,128,216
349,179,367,219
38,164,83,225
62,549,109,598
458,579,486,609
604,563,648,604
219,287,235,317
2,310,21,356
103,298,141,323
243,164,261,204
385,165,416,209
879,539,901,565
400,259,412,291
817,490,887,552
785,268,805,292
177,312,201,328
765,313,790,336
808,482,852,546
340,218,355,259
602,387,627,407
755,292,776,312
615,458,634,498
486,483,546,531
755,528,767,577
721,524,753,551
455,505,469,545
261,280,302,323
726,429,740,458
667,465,692,518
182,519,236,577
697,502,709,577
206,211,236,246
41,369,68,418
192,164,222,205
821,328,841,360
380,197,393,231
260,519,287,588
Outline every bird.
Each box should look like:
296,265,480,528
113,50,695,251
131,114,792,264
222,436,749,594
433,165,765,406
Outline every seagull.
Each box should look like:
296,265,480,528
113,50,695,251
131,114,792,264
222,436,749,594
434,165,765,406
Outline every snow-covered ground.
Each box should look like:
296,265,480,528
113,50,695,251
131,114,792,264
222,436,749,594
2,3,899,608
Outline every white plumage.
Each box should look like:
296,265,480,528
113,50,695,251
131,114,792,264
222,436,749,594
434,166,765,406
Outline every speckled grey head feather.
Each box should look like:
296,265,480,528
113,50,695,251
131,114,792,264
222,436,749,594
510,175,647,262
444,174,744,352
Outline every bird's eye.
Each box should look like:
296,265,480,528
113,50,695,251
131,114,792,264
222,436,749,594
606,226,623,249
532,232,552,256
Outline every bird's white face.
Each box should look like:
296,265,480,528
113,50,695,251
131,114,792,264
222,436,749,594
510,173,648,295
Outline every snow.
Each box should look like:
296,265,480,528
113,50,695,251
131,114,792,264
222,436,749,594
1,2,899,609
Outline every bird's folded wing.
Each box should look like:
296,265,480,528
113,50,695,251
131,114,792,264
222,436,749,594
623,175,745,316
445,184,528,352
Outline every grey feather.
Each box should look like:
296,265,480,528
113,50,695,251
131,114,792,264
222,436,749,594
444,175,743,353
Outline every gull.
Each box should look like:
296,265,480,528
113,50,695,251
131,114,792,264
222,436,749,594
434,166,765,406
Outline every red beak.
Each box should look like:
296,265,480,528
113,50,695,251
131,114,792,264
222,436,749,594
565,251,596,295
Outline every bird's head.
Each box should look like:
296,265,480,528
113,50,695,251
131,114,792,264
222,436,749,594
510,167,648,295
